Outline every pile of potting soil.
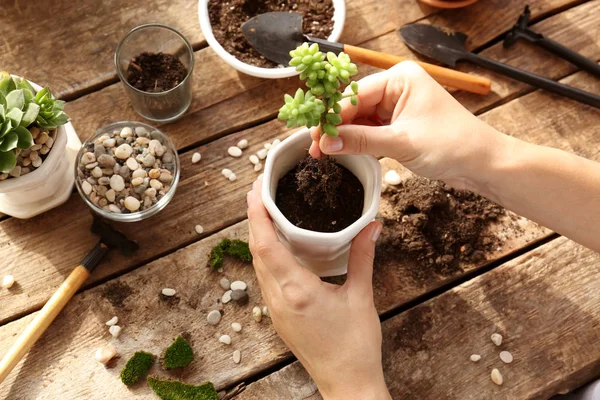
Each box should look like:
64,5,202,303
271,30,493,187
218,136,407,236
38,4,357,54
376,176,505,277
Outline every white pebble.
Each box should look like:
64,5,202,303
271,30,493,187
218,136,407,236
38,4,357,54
126,157,139,171
228,173,237,182
124,196,141,212
162,288,176,296
191,152,201,164
114,143,133,159
222,290,232,304
228,146,242,157
232,350,241,364
109,325,122,338
92,167,103,178
384,170,401,186
95,345,117,364
102,138,116,148
257,149,268,160
219,335,232,345
499,351,513,364
105,316,118,326
131,177,144,187
262,306,269,317
207,310,222,325
272,139,281,147
252,306,262,322
231,322,242,332
135,126,148,136
249,155,259,165
82,181,93,196
109,175,125,192
2,275,15,289
254,163,262,172
491,368,503,385
221,168,233,178
108,204,121,213
491,333,503,346
230,281,247,291
132,169,147,179
237,139,248,149
105,189,116,203
120,127,133,138
195,225,204,234
220,278,231,290
470,354,481,362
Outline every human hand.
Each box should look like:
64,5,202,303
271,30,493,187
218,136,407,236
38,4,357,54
309,61,515,190
247,180,391,400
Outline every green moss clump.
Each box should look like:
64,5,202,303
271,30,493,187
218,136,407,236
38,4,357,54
208,239,252,270
120,351,155,386
148,377,219,400
162,336,194,369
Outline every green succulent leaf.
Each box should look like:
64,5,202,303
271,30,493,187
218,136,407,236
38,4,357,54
0,104,5,122
0,76,15,97
21,103,39,127
15,126,33,149
6,90,24,110
0,132,18,152
35,87,49,103
6,107,23,127
41,112,69,129
0,119,12,138
0,149,16,173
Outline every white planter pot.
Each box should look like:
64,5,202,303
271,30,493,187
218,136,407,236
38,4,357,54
0,80,81,219
262,128,382,277
198,0,346,79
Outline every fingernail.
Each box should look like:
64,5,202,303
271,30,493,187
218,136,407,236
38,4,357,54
247,191,252,204
371,224,382,242
252,180,257,190
323,136,343,152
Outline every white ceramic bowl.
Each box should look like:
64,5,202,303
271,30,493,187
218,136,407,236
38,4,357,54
198,0,346,79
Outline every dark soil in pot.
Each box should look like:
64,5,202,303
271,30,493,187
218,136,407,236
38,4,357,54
127,52,188,92
276,154,364,233
208,0,334,68
376,176,508,279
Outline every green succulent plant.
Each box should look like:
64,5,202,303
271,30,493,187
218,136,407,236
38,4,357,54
278,43,359,137
0,72,69,173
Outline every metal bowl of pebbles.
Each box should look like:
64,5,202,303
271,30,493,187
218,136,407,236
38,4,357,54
74,121,180,222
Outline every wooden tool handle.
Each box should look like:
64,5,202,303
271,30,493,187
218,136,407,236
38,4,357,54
0,265,90,384
344,44,491,95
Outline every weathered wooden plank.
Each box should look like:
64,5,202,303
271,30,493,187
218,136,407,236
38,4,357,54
235,237,600,400
0,0,205,99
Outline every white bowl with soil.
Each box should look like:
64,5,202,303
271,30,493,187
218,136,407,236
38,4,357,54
0,82,81,219
198,0,346,79
262,128,381,277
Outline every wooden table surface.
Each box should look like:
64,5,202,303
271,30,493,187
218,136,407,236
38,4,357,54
1,0,599,399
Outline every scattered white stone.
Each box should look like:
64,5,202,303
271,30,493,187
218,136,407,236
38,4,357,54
228,146,243,158
384,170,401,186
222,290,232,304
106,189,116,203
237,139,248,149
162,288,176,296
230,281,247,291
109,325,122,338
219,335,232,345
95,345,117,364
114,143,133,159
257,149,268,160
192,152,201,164
499,351,513,364
195,225,204,234
254,163,262,172
491,368,503,386
262,306,269,317
232,350,241,364
207,310,222,325
105,316,118,326
231,322,242,332
252,306,262,322
82,181,93,196
126,158,139,171
264,142,272,150
109,175,125,192
249,155,259,165
124,196,141,212
228,173,237,182
491,333,503,346
221,168,233,178
2,275,15,289
220,278,231,290
120,127,133,138
470,354,481,362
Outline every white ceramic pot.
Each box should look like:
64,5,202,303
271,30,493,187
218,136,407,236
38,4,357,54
198,0,346,79
0,81,81,219
262,128,381,277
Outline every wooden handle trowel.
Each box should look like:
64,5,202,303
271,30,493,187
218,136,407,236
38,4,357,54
241,12,491,95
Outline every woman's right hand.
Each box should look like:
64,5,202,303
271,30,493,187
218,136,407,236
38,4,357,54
310,61,515,191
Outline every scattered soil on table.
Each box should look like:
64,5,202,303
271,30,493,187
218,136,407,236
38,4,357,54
276,155,364,233
376,176,504,279
102,281,134,308
159,293,181,307
208,0,334,68
386,304,434,355
127,52,188,92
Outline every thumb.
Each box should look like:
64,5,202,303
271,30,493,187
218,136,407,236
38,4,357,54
320,124,396,158
346,221,382,296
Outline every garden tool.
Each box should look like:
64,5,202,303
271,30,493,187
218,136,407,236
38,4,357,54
399,24,600,109
241,12,492,95
504,6,600,77
0,214,138,384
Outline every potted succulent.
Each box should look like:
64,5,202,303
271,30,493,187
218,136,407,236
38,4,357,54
261,44,382,277
0,72,80,219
